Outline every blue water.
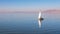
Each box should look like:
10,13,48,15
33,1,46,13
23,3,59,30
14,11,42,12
0,13,60,34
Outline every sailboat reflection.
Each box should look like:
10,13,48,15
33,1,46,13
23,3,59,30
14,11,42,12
38,11,44,28
38,18,44,28
38,19,41,28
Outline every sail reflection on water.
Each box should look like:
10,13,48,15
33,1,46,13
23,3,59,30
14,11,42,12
38,19,41,28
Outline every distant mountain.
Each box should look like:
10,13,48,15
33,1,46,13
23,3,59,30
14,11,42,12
43,9,60,14
0,9,60,14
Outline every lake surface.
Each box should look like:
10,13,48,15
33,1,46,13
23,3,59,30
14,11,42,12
0,13,60,34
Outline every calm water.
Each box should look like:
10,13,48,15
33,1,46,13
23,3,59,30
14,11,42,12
0,13,60,34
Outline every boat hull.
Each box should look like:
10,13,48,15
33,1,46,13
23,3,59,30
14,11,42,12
39,17,44,21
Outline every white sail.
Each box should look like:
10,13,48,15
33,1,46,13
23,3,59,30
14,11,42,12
38,11,41,19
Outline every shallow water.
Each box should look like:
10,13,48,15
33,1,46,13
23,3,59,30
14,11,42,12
0,13,60,34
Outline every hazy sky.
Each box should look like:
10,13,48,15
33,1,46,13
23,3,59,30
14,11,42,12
0,0,60,12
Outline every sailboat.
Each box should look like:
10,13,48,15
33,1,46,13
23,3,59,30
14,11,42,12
38,11,43,28
38,11,43,21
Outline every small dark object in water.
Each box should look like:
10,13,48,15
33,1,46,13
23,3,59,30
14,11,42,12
40,18,44,20
39,18,44,21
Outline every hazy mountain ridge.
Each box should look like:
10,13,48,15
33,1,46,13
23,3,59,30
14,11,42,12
0,9,60,14
43,9,60,14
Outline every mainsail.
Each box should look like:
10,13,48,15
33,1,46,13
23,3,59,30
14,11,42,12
38,11,41,19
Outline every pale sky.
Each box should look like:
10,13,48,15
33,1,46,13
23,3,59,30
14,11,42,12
0,0,60,12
